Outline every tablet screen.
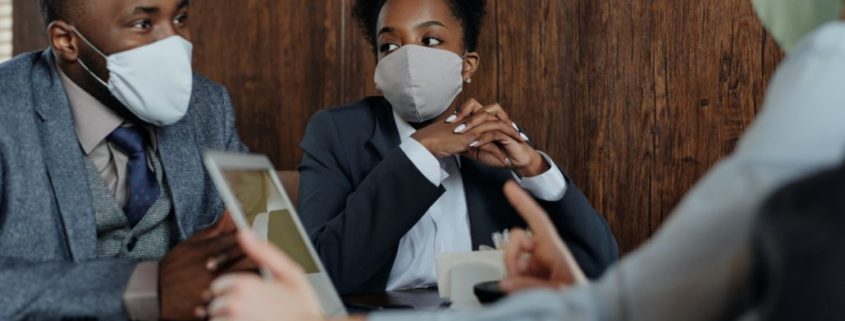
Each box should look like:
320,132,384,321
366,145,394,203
221,170,320,274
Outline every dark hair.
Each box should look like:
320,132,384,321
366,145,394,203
352,0,487,53
39,0,75,25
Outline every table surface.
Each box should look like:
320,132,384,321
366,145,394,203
342,288,450,312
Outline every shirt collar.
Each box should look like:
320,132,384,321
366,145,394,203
392,110,462,168
57,64,156,154
392,110,418,142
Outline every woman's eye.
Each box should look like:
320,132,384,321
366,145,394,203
379,43,400,53
422,37,443,47
174,13,189,25
131,20,153,30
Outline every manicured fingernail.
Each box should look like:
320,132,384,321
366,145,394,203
454,124,467,134
194,306,208,319
512,122,519,130
206,258,218,271
469,140,480,148
505,158,512,166
520,133,530,142
446,114,458,123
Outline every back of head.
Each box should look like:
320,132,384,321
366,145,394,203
751,156,845,320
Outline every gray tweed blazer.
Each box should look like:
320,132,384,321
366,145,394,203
0,50,248,320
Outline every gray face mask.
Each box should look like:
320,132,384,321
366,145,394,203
753,0,844,53
375,45,465,123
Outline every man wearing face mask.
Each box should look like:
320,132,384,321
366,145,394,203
297,0,618,295
0,0,250,320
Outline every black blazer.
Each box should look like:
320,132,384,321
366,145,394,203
298,97,618,294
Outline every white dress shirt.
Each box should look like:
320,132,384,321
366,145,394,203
386,111,569,290
372,21,845,321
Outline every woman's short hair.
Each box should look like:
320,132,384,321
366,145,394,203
352,0,488,53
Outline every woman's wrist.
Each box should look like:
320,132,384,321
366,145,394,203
515,150,550,177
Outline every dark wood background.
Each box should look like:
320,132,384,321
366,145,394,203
13,0,783,253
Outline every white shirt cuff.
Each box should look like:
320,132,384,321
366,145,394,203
512,152,568,201
400,138,444,186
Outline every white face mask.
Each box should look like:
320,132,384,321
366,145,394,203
73,29,194,126
753,0,844,53
375,45,465,123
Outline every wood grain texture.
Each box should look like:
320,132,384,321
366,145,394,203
12,0,783,252
11,0,46,55
493,0,782,252
191,0,345,169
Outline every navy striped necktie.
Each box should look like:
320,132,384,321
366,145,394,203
107,127,160,228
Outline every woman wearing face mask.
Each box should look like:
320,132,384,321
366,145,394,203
296,0,618,294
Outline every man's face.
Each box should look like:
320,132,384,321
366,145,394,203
76,0,191,54
72,0,191,78
47,0,193,121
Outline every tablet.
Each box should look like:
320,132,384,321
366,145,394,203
204,151,347,318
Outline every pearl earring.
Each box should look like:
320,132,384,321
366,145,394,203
465,78,472,84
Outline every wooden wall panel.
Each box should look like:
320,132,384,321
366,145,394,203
191,0,344,169
13,0,783,253
652,0,776,229
495,0,781,252
11,0,46,55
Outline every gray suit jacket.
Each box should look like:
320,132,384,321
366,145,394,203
0,50,248,320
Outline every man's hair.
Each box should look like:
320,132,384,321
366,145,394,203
352,0,487,53
39,0,80,25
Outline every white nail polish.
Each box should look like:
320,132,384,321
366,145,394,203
469,140,480,148
446,115,458,123
512,122,519,130
454,124,467,133
520,133,530,142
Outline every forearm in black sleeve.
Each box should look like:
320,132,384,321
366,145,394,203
299,147,444,293
297,111,445,293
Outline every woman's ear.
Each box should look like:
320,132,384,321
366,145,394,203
462,52,481,83
47,21,80,62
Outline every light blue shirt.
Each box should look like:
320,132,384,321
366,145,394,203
372,21,845,321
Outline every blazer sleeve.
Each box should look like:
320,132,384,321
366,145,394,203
219,86,249,153
0,257,138,320
537,174,619,278
297,110,445,294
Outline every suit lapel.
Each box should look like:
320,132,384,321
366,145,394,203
33,51,98,260
366,98,401,160
156,109,203,239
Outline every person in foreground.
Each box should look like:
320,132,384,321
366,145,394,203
205,0,845,320
298,0,617,295
0,0,250,320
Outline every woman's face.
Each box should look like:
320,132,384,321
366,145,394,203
375,0,479,81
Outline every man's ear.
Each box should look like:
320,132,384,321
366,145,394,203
47,21,79,62
462,51,481,83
